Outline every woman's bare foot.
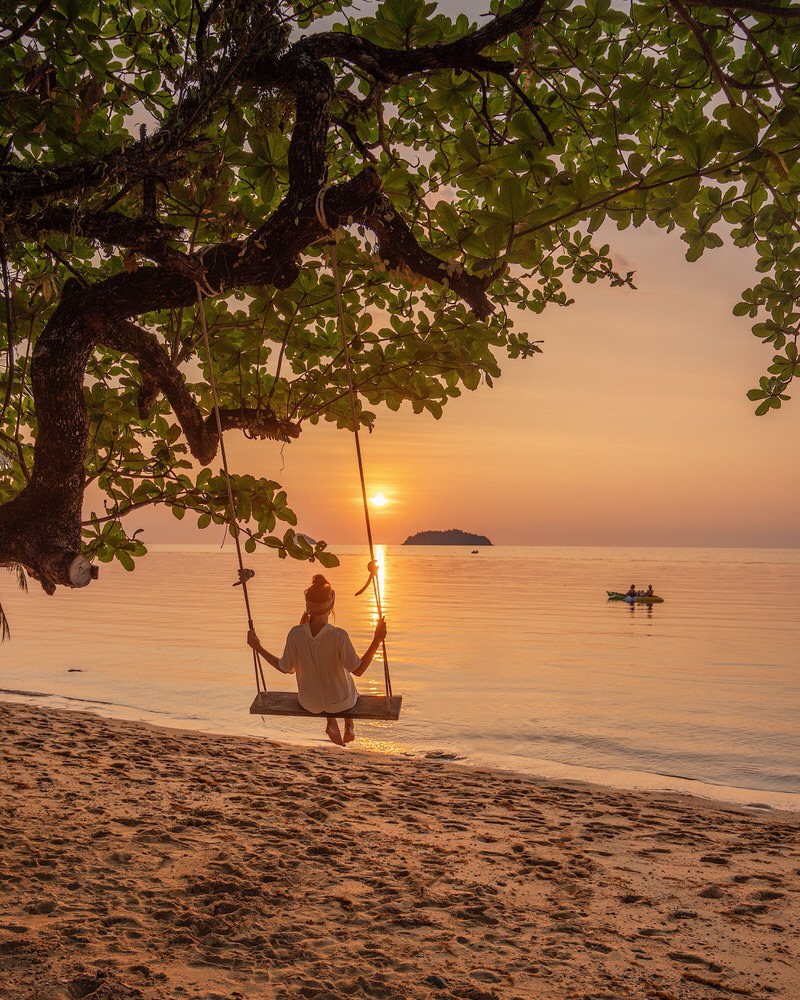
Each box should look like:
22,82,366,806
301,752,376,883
325,719,345,746
343,720,356,744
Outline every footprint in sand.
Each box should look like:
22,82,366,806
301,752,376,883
667,951,723,974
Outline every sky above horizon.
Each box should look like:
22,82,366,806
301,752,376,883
129,218,800,551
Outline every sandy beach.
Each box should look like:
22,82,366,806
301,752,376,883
1,702,797,999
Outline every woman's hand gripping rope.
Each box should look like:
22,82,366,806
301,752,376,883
247,630,281,672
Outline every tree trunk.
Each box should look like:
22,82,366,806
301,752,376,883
0,280,95,593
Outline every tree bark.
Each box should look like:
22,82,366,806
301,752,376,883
0,281,96,593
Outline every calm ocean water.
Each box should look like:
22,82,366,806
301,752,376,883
2,545,798,809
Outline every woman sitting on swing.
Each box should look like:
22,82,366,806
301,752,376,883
247,574,387,746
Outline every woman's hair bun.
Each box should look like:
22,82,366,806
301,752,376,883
306,574,331,601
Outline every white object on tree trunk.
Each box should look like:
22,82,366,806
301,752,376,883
68,555,97,588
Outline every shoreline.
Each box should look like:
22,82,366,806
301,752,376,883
3,687,799,815
2,701,798,999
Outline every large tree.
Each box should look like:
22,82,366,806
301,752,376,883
0,0,798,597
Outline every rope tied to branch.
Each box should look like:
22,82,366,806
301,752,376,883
315,187,392,702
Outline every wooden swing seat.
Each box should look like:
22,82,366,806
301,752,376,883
250,691,402,720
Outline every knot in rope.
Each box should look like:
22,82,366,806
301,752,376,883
355,559,379,598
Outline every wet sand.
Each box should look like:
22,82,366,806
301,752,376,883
1,701,798,999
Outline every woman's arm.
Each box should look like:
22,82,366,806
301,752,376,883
352,618,387,677
247,629,283,672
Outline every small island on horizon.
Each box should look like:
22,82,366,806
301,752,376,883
402,529,493,546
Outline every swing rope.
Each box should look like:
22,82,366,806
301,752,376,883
195,185,393,705
315,189,392,702
194,282,267,695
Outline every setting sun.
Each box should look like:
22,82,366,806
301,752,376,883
370,492,389,507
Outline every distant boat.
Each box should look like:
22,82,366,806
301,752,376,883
607,591,664,605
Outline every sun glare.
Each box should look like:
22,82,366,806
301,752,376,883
370,492,389,507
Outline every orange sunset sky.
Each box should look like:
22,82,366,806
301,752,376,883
130,219,800,550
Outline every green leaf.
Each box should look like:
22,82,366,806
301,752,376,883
725,106,760,148
117,550,135,571
434,200,461,240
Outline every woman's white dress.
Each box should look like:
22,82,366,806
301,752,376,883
278,622,360,714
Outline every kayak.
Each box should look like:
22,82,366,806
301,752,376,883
607,591,664,604
607,591,665,604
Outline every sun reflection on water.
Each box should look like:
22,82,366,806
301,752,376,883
371,543,387,623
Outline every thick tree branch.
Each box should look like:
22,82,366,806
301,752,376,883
359,195,495,319
0,142,195,206
685,0,800,17
0,0,53,50
284,1,554,145
78,169,384,321
290,0,547,83
74,167,493,326
102,321,301,464
285,55,334,200
13,206,182,251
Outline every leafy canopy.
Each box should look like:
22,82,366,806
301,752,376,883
0,0,798,576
